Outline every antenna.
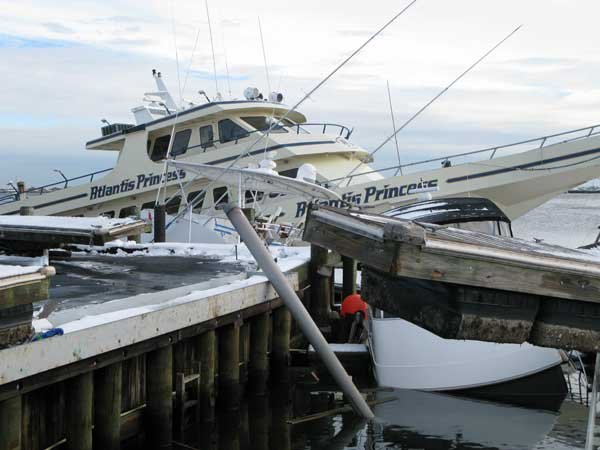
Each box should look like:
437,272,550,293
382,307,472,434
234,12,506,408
205,0,220,100
258,17,271,94
342,24,524,185
222,28,232,99
387,80,403,175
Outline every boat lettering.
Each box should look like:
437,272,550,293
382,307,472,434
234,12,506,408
294,178,438,218
89,169,186,200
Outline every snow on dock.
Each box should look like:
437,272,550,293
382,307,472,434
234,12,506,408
0,215,147,252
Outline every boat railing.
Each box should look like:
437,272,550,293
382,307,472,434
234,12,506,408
0,168,113,205
328,123,600,186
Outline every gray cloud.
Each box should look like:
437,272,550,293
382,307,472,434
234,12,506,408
42,22,75,34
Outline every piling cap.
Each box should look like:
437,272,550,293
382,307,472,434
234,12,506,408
340,294,368,318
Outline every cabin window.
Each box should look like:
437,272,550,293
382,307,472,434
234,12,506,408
213,187,229,206
171,129,192,157
218,119,249,144
187,191,205,210
245,190,264,203
165,195,182,215
101,211,115,218
141,201,156,210
119,205,139,218
241,116,289,133
150,135,171,161
150,129,191,161
199,125,214,150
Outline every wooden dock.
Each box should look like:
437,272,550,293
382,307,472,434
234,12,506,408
0,216,147,255
304,204,600,352
0,259,307,450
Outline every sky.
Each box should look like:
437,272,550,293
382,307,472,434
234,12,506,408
2,0,600,187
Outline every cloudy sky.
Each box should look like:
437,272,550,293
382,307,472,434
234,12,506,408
2,0,600,187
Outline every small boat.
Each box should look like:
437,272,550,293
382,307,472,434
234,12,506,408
365,197,568,410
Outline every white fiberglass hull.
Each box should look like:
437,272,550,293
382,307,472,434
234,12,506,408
368,317,563,391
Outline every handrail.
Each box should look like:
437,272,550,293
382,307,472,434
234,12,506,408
328,123,600,186
0,167,113,205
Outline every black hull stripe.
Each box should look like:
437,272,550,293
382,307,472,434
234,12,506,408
446,146,600,184
4,140,336,214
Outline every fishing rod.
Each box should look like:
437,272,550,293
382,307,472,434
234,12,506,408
341,24,523,186
386,80,402,175
168,0,418,227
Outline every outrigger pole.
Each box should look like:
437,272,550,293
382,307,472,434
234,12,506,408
342,24,523,185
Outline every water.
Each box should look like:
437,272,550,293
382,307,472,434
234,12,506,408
182,382,590,450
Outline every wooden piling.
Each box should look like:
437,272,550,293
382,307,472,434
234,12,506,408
342,256,357,299
153,204,166,243
239,321,250,384
248,313,269,394
65,372,93,450
198,330,216,422
146,345,173,449
271,307,291,383
310,244,332,322
0,395,21,450
93,362,122,450
218,324,240,410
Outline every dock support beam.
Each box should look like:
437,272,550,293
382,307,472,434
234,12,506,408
342,256,357,299
94,362,122,450
218,323,240,410
0,396,21,450
272,307,291,383
310,244,332,322
147,345,173,449
66,372,93,450
154,204,166,243
225,204,374,419
249,313,270,394
198,330,216,422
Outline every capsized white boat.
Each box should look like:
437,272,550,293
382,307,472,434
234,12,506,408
361,198,567,409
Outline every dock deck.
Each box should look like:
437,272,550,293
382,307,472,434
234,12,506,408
304,204,600,352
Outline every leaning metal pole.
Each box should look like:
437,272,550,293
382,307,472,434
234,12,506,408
586,352,600,449
224,204,374,419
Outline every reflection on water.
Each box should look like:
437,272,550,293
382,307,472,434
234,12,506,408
186,381,589,450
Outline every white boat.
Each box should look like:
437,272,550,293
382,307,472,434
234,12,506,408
2,70,600,242
363,198,567,409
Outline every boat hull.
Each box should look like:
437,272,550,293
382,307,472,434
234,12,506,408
368,317,566,408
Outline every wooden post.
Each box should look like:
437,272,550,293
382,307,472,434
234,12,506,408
248,395,269,450
310,244,332,322
248,313,269,394
153,204,166,243
65,372,93,450
342,256,357,299
146,345,173,449
0,395,21,450
198,330,216,422
218,323,240,410
271,307,291,383
19,206,33,216
93,362,122,450
239,321,250,384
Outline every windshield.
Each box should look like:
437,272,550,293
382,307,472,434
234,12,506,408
447,220,512,237
240,116,293,133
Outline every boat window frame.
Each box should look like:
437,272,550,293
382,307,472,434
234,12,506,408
213,186,229,206
199,125,215,150
218,118,250,144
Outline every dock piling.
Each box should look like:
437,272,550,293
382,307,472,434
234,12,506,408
0,396,21,450
218,323,240,410
146,345,173,449
585,352,600,450
93,362,122,450
248,313,270,394
154,204,166,243
65,372,93,450
198,330,216,422
272,307,291,383
342,256,357,299
310,244,332,322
